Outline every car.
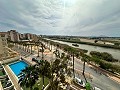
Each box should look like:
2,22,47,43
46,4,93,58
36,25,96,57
93,87,101,90
74,77,86,87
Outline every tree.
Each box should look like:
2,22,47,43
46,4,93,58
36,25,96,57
52,50,71,90
81,54,88,83
67,47,76,78
114,42,120,46
18,66,39,90
94,40,98,43
81,55,92,90
37,60,51,89
39,43,44,59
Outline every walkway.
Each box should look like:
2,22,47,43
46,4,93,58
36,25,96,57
4,65,21,90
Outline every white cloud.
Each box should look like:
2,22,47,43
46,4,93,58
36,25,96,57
0,0,120,36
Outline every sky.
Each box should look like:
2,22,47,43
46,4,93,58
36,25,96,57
0,0,120,37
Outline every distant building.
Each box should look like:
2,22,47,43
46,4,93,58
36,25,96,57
24,33,32,40
19,33,26,40
31,34,39,41
0,32,8,39
8,30,20,42
0,34,8,58
22,33,38,41
0,30,39,42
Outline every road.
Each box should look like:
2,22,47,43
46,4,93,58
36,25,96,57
74,59,120,90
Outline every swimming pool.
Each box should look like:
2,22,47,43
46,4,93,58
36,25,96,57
9,61,28,77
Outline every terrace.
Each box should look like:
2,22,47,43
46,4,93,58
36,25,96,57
0,64,15,90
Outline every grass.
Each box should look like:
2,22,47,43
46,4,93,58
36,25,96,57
22,76,49,90
0,70,6,76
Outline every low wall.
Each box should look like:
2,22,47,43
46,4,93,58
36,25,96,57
44,83,50,90
1,56,20,64
21,57,33,65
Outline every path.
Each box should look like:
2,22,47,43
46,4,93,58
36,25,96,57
4,65,21,90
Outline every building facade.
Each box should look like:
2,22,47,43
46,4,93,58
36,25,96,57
0,34,8,58
8,30,20,42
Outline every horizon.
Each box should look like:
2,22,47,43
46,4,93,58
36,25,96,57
0,0,120,37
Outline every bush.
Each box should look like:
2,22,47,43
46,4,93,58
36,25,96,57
99,61,112,70
114,42,120,46
90,51,118,62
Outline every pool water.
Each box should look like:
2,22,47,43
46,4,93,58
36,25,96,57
9,61,28,77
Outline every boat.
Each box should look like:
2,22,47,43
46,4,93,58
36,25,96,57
72,44,79,47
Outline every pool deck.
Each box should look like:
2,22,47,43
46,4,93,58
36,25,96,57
4,65,22,90
0,81,4,90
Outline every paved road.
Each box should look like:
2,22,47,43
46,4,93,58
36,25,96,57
74,59,120,90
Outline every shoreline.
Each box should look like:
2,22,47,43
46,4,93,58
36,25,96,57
51,38,120,50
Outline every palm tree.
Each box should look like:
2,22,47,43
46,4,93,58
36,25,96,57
81,54,92,90
81,54,88,83
34,42,40,57
49,41,53,51
51,55,69,89
18,65,39,90
67,47,76,78
37,60,51,89
31,44,33,54
40,43,44,59
37,45,40,57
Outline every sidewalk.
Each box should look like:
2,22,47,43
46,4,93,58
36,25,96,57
109,75,120,84
4,65,21,90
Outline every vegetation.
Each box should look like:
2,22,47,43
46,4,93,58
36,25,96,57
114,42,120,46
90,51,118,62
94,40,98,43
51,38,120,49
18,66,39,90
19,48,72,90
89,56,120,74
52,49,73,89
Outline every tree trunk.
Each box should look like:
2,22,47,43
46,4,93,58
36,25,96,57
51,44,52,51
37,46,39,57
73,53,75,78
83,60,87,83
42,75,44,89
83,60,85,75
30,86,32,90
31,45,32,54
42,45,44,59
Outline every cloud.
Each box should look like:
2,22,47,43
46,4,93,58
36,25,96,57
0,0,120,36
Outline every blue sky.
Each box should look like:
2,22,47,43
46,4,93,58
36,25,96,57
0,0,120,36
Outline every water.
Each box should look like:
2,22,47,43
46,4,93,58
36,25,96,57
9,61,28,76
49,39,120,61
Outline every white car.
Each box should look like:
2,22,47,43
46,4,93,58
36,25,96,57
74,77,86,87
93,87,101,90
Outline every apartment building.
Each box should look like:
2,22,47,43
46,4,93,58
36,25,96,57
0,34,8,58
8,30,20,42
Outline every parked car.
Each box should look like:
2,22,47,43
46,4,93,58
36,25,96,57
93,87,101,90
74,77,86,87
